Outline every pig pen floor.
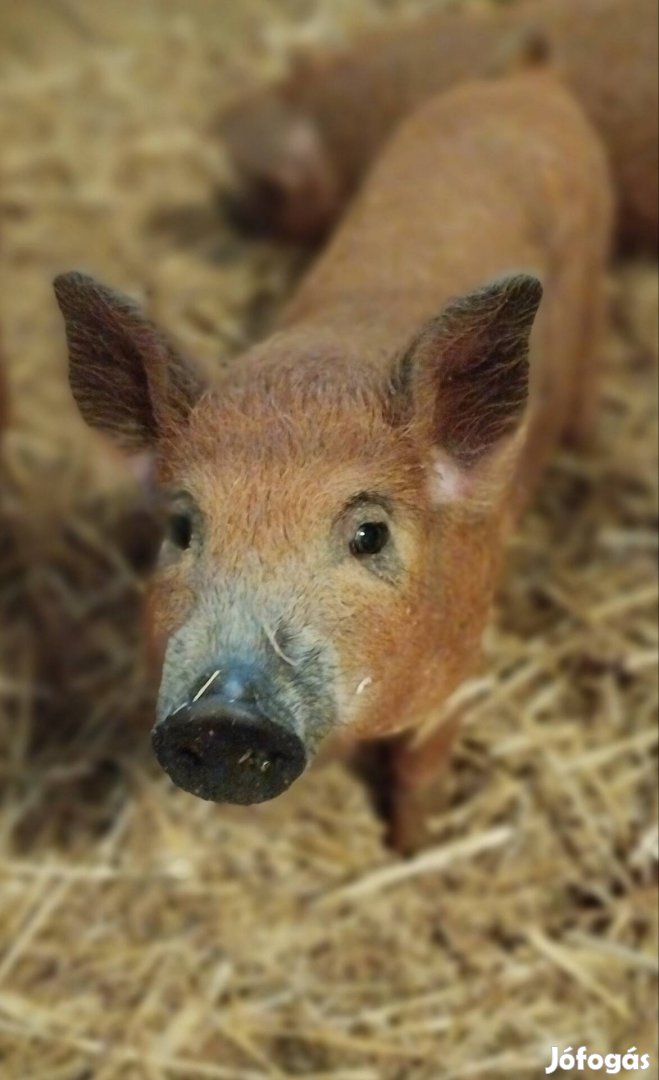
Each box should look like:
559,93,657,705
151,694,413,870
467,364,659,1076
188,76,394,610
0,2,657,1078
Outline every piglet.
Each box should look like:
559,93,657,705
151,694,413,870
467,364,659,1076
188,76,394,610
54,72,612,850
219,0,656,248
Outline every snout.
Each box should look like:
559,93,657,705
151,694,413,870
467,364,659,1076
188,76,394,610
152,695,307,805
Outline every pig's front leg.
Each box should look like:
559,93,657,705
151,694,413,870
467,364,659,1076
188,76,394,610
388,713,463,855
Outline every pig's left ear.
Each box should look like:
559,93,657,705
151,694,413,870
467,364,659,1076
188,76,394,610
53,271,205,453
392,273,543,507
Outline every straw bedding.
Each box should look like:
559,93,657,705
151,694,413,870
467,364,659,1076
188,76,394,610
0,2,656,1078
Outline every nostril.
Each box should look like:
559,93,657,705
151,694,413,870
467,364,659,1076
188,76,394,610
177,745,204,769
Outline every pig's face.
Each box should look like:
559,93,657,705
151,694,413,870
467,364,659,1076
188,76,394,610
149,361,434,759
54,272,541,804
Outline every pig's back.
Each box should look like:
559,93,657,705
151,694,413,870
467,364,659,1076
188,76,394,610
281,72,611,359
306,0,655,247
289,6,507,196
542,0,658,247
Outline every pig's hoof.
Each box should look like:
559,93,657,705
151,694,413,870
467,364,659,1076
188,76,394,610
152,700,307,804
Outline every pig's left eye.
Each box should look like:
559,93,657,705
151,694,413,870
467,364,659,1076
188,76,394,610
350,522,390,557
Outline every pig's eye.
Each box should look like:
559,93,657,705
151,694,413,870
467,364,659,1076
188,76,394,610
350,522,390,557
167,512,193,551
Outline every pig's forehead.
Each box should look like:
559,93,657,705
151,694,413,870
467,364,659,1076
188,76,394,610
177,381,405,468
179,430,416,502
161,390,424,505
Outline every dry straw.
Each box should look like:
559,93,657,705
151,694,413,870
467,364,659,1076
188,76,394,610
0,1,657,1077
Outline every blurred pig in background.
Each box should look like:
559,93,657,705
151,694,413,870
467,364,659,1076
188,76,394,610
219,0,658,247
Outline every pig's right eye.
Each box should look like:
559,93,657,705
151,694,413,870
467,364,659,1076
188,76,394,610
167,512,193,551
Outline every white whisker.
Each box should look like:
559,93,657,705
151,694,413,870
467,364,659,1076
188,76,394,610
192,669,221,702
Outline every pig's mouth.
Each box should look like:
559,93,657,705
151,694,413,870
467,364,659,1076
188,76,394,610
151,693,308,805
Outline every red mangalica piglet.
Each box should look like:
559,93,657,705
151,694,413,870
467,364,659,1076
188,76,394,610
219,0,657,249
54,72,612,850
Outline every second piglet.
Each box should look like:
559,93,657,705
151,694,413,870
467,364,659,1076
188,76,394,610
53,72,612,850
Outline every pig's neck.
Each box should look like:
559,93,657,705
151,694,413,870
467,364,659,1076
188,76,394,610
277,287,447,370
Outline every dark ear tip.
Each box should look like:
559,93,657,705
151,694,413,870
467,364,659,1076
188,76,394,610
443,271,543,331
53,270,97,307
501,271,544,311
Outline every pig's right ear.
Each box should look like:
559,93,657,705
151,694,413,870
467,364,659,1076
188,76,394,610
53,272,205,452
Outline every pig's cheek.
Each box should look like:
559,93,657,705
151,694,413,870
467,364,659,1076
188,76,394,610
332,668,377,730
328,606,398,721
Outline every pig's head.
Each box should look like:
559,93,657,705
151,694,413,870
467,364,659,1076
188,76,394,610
54,271,541,805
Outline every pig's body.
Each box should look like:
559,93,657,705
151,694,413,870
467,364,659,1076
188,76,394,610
279,75,611,480
220,0,657,248
55,73,612,850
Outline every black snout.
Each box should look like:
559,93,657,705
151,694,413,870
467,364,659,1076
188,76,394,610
152,695,307,805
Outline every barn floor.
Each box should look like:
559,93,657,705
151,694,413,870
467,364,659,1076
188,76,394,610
0,2,657,1078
